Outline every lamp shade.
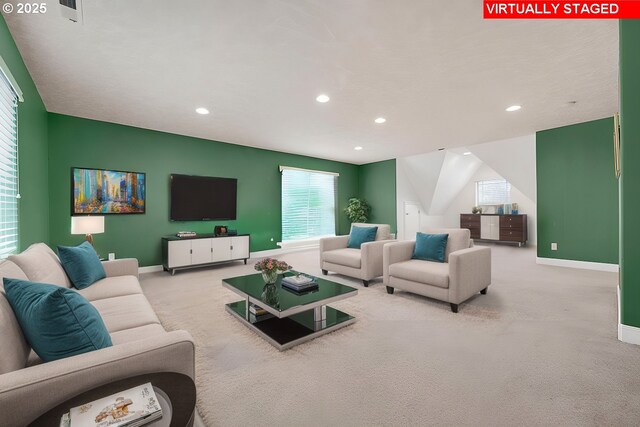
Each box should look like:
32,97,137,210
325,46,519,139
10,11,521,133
71,216,105,235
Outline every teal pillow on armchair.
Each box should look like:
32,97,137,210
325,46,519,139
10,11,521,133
412,233,449,263
57,241,106,289
3,278,112,362
348,226,378,249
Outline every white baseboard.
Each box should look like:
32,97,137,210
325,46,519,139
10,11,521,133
617,285,640,345
251,246,316,258
619,323,640,345
536,257,619,273
139,265,164,274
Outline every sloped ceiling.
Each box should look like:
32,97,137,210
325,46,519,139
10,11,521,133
398,151,446,213
431,152,483,214
469,135,537,201
398,150,482,215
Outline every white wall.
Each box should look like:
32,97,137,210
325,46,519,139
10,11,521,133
395,134,537,244
396,158,425,240
442,163,537,244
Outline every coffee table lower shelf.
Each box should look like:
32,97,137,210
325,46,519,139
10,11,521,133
225,300,355,351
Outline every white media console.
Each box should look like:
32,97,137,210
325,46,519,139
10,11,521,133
161,234,250,275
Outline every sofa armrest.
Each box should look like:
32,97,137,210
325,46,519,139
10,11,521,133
383,241,416,284
0,330,194,426
449,247,491,304
102,258,139,279
361,240,395,280
319,235,350,264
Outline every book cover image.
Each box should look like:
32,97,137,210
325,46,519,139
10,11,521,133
69,382,161,427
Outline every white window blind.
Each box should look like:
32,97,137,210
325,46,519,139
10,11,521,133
281,167,337,242
476,179,511,205
0,71,19,258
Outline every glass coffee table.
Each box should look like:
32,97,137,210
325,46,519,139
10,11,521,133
223,272,358,351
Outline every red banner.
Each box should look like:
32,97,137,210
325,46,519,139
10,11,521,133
484,1,640,19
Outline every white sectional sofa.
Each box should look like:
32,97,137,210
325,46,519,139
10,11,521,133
0,243,195,426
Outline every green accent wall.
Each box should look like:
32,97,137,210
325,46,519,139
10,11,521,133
47,114,360,266
0,16,49,250
358,159,397,233
619,20,640,328
536,117,618,264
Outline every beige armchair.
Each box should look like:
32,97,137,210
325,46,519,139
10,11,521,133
320,223,394,287
383,228,491,312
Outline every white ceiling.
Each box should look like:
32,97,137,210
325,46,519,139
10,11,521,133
5,0,618,165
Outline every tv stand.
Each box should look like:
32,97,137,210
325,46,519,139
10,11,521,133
161,234,250,275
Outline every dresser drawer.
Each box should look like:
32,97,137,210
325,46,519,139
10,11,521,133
500,215,524,226
468,227,481,239
460,214,480,224
499,229,525,241
499,222,523,231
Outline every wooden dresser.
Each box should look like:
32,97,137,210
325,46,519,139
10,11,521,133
459,213,481,239
460,214,527,246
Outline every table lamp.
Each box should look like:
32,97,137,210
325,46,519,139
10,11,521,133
71,216,105,245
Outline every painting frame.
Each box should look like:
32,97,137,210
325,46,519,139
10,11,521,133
71,167,146,216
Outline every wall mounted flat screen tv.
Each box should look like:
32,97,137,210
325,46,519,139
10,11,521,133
72,167,146,215
170,174,237,221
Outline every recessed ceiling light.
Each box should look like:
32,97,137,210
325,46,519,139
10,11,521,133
316,94,330,103
463,152,472,156
505,105,521,112
374,117,386,124
354,146,363,151
195,107,210,115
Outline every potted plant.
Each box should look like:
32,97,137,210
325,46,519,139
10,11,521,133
345,198,370,223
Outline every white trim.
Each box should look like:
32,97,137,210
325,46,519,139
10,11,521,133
251,245,316,258
278,165,339,176
617,285,640,345
536,257,619,272
277,237,326,250
619,323,640,346
0,55,24,101
139,265,164,274
617,284,621,324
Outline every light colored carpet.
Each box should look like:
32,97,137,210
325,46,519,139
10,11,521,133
140,245,640,426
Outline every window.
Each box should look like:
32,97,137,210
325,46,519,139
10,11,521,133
280,166,338,242
0,71,19,258
476,179,511,205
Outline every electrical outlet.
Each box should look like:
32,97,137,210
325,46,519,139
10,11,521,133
108,252,115,261
551,243,558,251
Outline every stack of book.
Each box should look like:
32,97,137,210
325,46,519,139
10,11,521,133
60,382,162,427
282,275,319,292
176,231,197,238
249,303,273,322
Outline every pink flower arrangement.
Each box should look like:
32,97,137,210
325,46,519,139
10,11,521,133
254,258,292,274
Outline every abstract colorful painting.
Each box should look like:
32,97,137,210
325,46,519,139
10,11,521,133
72,167,145,215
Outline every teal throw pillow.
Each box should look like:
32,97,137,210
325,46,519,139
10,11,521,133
348,226,378,249
412,233,449,263
57,241,106,289
3,278,112,362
